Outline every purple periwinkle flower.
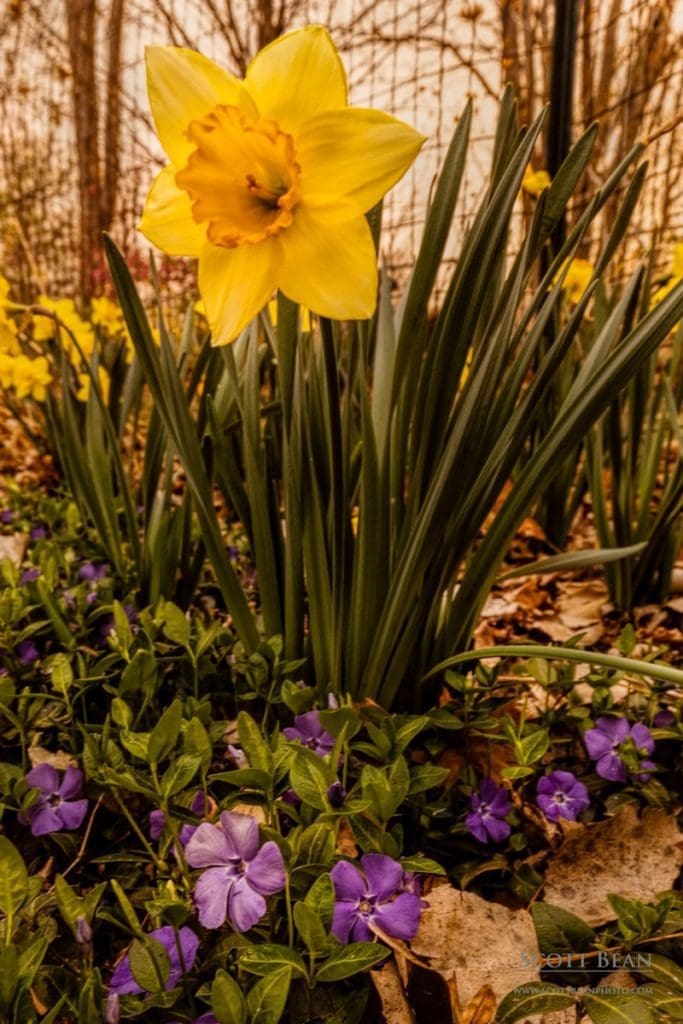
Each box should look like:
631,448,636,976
21,764,88,835
104,993,120,1024
150,790,206,845
330,853,422,943
227,744,248,769
30,525,48,541
97,604,137,644
466,779,511,844
19,567,40,585
149,808,166,841
18,639,40,664
109,925,199,995
170,1016,218,1024
283,710,335,757
327,780,346,807
654,709,676,728
1,508,15,524
185,811,286,931
584,716,655,783
79,561,108,581
75,915,93,948
536,770,589,822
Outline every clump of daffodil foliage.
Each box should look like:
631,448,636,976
1,487,683,1023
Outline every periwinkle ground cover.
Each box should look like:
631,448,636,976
1,490,682,1022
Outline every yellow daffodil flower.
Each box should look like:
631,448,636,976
652,241,683,307
76,366,110,404
0,351,17,390
522,166,551,198
0,275,20,355
91,296,125,337
555,258,594,304
139,26,426,344
33,296,95,365
12,354,52,403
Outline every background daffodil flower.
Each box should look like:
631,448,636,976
139,25,426,344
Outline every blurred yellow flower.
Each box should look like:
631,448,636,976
556,258,594,304
33,296,95,365
0,275,20,355
11,354,51,402
91,296,125,337
0,351,17,389
76,366,110,404
522,166,551,198
652,241,683,306
140,26,425,343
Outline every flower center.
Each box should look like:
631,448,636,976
176,105,301,249
359,899,374,914
48,792,63,808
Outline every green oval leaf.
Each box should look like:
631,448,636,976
315,942,389,982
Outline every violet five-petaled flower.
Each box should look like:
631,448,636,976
330,853,422,944
584,716,655,783
109,925,199,995
79,561,108,581
18,639,40,665
30,525,48,540
19,568,41,585
465,779,511,844
536,770,590,822
184,811,286,931
21,764,88,835
283,709,335,756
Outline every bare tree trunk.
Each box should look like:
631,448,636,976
65,0,100,301
102,0,125,234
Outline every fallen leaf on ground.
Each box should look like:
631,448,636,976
0,532,27,566
28,747,77,770
462,984,497,1024
543,805,683,925
410,885,541,1005
371,959,415,1024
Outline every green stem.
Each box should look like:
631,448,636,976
423,645,683,687
112,790,165,870
284,873,294,950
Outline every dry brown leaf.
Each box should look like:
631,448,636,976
28,747,77,770
543,805,683,926
410,885,541,1005
371,960,415,1024
555,579,609,629
230,803,265,824
462,984,497,1024
336,818,359,858
0,532,27,566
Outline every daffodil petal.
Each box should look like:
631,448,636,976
296,108,426,215
198,240,279,345
145,46,255,166
138,165,206,257
245,26,347,134
278,208,377,320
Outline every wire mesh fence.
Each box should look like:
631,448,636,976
0,0,682,307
